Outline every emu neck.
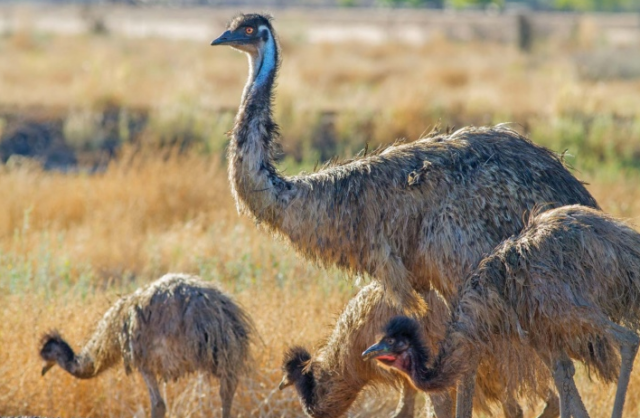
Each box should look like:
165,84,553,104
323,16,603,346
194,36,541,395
294,362,364,418
293,367,318,416
67,357,99,379
56,329,120,380
229,28,291,227
410,332,471,392
54,343,99,379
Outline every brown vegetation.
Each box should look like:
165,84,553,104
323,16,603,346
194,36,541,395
0,155,639,416
1,11,639,167
39,273,255,418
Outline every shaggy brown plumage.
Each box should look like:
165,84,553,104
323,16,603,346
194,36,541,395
212,14,598,314
280,283,557,418
39,273,255,418
279,285,448,418
365,205,640,418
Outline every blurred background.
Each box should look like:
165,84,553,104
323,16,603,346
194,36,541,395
1,0,639,417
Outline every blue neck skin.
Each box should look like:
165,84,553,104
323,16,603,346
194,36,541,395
252,26,277,89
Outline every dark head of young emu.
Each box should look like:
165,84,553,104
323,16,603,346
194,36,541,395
40,330,76,376
362,316,431,381
279,346,314,392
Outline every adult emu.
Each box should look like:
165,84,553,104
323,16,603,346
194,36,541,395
40,274,255,418
364,205,640,418
210,14,598,313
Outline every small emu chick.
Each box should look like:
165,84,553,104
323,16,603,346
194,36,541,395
40,273,255,418
279,286,450,418
364,205,640,418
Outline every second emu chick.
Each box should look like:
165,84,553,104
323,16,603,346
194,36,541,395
364,205,640,418
279,285,450,418
40,273,255,418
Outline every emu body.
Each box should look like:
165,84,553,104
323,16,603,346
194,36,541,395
211,14,598,313
279,284,448,418
40,273,255,418
280,283,558,418
365,206,640,418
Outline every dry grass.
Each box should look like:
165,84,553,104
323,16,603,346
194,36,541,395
0,154,639,417
0,152,396,417
1,23,639,161
1,9,640,418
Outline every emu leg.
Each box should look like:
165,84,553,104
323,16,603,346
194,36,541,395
455,368,477,418
428,391,454,418
393,379,417,418
141,370,166,418
609,322,640,418
219,375,238,418
536,390,560,418
551,355,589,418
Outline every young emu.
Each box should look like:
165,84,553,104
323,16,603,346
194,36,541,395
280,285,450,418
364,205,640,418
39,273,255,418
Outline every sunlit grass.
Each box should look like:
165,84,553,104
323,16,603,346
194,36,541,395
0,154,639,417
1,25,639,164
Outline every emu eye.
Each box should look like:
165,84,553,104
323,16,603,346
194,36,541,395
245,27,254,35
386,338,395,345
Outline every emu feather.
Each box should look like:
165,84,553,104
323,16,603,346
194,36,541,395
40,273,255,418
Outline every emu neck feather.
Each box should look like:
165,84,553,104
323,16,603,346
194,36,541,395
230,27,291,228
411,332,472,392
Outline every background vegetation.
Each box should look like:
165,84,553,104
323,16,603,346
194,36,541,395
377,0,639,11
1,5,640,417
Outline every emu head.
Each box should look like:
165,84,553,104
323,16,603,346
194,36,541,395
362,316,427,379
279,346,312,391
39,331,73,376
210,13,275,56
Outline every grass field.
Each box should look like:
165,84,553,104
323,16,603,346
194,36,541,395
1,7,640,418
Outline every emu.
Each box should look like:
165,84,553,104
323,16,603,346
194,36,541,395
280,283,558,418
39,273,255,418
279,285,447,418
210,13,598,313
211,14,594,415
364,205,640,418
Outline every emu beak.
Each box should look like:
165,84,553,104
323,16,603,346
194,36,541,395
362,342,391,362
211,30,244,46
41,362,54,376
278,375,292,390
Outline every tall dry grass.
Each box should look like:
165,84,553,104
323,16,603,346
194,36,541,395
0,152,397,417
0,153,639,417
1,26,639,163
